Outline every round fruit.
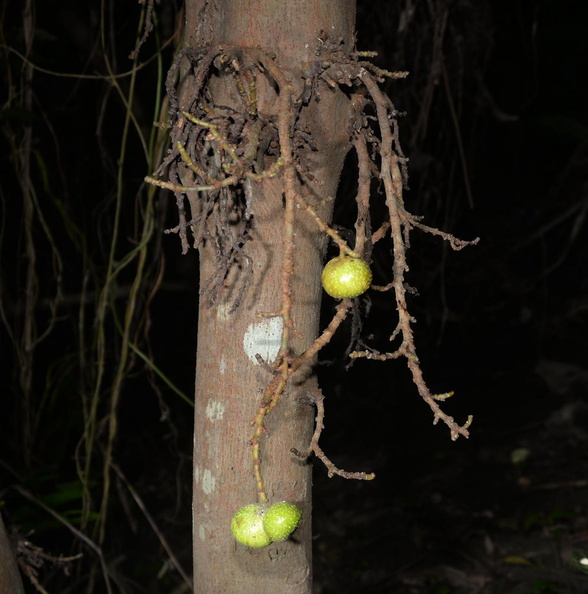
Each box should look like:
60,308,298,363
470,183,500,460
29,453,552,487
321,255,372,299
262,502,302,542
231,504,271,548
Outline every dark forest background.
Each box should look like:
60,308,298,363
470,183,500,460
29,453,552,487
1,1,587,592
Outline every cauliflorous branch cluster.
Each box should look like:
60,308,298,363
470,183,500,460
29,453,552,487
146,34,478,506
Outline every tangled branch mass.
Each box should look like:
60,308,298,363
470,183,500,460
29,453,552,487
146,34,478,498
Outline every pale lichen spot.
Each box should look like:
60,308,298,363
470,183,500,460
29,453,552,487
216,303,232,322
206,399,225,421
202,468,216,494
198,524,206,541
219,355,227,375
243,317,283,365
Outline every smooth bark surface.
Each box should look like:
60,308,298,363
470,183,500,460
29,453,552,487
186,1,356,591
0,515,24,594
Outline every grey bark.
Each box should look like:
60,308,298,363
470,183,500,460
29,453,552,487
0,515,24,594
186,2,356,591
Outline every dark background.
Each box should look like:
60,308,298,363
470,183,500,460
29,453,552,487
1,1,587,592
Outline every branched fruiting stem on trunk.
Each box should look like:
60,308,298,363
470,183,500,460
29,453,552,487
292,192,359,259
147,40,481,507
359,70,474,440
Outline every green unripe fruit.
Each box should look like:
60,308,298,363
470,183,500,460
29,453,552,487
321,256,372,299
262,502,302,542
231,504,271,548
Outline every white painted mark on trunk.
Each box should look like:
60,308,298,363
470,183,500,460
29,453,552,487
243,317,283,365
206,399,225,421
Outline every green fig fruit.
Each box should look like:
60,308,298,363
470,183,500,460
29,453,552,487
321,256,372,299
262,502,302,542
231,504,271,548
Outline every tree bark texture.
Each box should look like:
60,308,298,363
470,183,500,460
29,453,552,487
0,515,24,594
186,1,356,592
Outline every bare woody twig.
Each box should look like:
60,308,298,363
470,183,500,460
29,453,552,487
14,486,112,594
360,68,472,440
292,392,375,480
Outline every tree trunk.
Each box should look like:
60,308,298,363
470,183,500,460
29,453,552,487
0,516,24,594
186,1,356,591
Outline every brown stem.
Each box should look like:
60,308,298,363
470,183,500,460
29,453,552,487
291,393,375,480
361,68,471,440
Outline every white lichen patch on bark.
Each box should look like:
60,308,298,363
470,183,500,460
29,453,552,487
194,466,216,495
216,302,232,322
205,399,225,421
242,317,283,365
202,468,216,494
